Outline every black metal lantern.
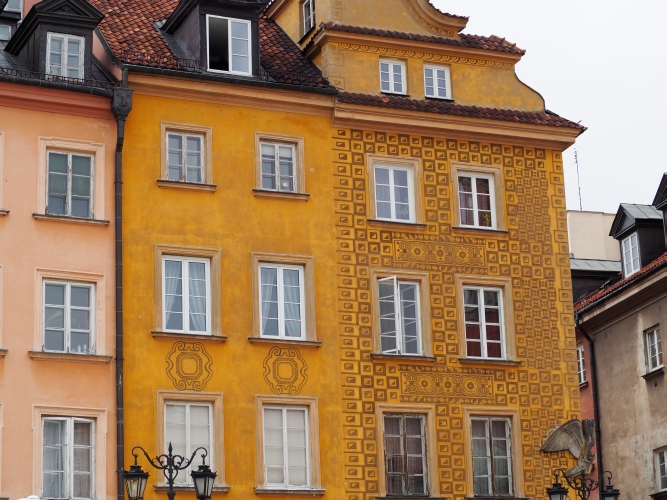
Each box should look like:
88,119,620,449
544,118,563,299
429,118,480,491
599,472,620,500
191,462,217,500
122,464,150,500
546,479,570,500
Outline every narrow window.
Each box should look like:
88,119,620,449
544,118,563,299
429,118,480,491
377,277,421,355
463,287,504,359
424,64,451,99
263,406,310,488
259,264,305,339
577,345,586,384
261,142,296,192
5,0,21,12
622,233,640,276
646,328,664,372
162,256,211,335
458,173,495,228
471,417,513,496
207,16,251,75
166,132,204,183
0,25,10,42
42,417,94,500
379,59,406,95
383,414,428,496
43,281,94,354
374,165,415,222
658,450,667,491
302,0,315,34
47,151,93,218
165,402,213,484
47,33,84,79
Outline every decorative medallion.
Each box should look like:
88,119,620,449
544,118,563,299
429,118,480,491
166,342,213,391
263,347,308,395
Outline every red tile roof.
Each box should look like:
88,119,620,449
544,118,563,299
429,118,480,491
89,0,330,88
337,92,586,131
316,22,525,55
574,252,667,313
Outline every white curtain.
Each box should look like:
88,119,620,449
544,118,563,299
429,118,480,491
188,262,207,332
164,260,183,330
282,269,301,338
261,267,279,336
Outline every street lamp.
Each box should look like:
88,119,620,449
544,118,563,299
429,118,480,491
599,472,621,500
122,443,216,500
546,469,620,500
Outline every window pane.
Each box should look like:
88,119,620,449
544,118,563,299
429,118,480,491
43,419,67,499
283,269,302,338
378,280,397,353
208,17,229,72
188,261,207,332
164,260,184,331
400,283,420,355
261,267,279,337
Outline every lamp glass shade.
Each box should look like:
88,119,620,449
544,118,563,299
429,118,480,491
191,464,217,500
546,482,569,500
123,465,149,500
600,486,620,500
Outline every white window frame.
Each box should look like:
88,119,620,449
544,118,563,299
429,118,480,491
470,417,513,497
258,263,306,340
646,328,664,373
622,232,641,277
657,449,667,492
463,286,505,360
161,256,212,335
379,59,407,95
457,172,497,229
42,416,95,500
577,345,586,384
302,0,315,35
377,276,422,356
164,401,214,485
46,150,95,218
423,64,452,99
165,132,206,184
42,280,95,355
5,0,21,13
373,164,416,223
259,141,297,193
46,32,85,79
262,405,311,489
206,15,252,76
0,25,11,41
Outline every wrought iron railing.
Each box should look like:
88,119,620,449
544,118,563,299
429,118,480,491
120,50,201,71
0,66,117,90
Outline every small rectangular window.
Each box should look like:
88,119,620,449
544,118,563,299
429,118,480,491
167,132,204,183
0,25,10,41
377,277,422,355
43,281,94,354
47,33,84,79
646,328,664,372
302,0,315,35
622,233,640,276
424,64,451,99
165,402,213,484
207,15,251,75
374,164,415,222
463,287,504,359
458,173,496,228
383,414,428,496
658,450,667,491
5,0,21,13
259,264,305,340
42,417,94,499
162,256,211,335
577,345,586,384
471,417,513,496
47,151,93,218
261,142,296,192
263,406,310,488
380,59,406,95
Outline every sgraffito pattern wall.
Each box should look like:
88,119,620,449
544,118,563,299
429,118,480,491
333,129,580,500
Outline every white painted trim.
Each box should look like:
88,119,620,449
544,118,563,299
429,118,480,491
456,171,497,229
423,62,452,99
42,280,95,354
379,58,407,95
372,163,416,223
206,15,252,76
461,286,506,360
258,263,306,340
46,32,85,78
161,256,212,335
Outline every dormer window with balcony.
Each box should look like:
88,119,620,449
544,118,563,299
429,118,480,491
46,32,84,78
206,15,251,75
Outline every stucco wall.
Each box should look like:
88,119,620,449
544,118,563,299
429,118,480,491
567,211,620,261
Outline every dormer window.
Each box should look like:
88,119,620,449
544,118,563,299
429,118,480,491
0,25,10,41
302,0,315,35
622,232,640,276
5,0,21,13
380,59,406,95
47,33,84,79
206,15,251,75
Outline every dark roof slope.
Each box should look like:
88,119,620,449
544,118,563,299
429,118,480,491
652,173,667,210
337,92,586,131
609,203,663,238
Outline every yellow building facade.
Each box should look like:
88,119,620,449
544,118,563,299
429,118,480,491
104,0,585,499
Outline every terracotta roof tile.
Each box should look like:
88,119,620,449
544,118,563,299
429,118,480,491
317,23,525,55
337,92,586,130
574,252,667,313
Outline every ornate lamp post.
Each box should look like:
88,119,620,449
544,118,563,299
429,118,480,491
122,443,217,500
546,470,620,500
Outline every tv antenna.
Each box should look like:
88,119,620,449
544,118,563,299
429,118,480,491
574,149,583,211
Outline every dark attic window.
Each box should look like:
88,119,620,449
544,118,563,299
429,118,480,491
206,15,250,75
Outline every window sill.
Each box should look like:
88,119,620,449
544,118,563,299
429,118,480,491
642,367,664,381
425,95,454,102
579,381,589,389
157,179,217,192
151,331,228,343
154,485,230,494
371,353,437,363
252,189,310,202
381,92,410,98
650,490,667,500
367,219,427,231
452,226,508,237
33,213,110,225
458,357,522,367
0,209,8,216
248,337,322,348
254,488,326,496
28,351,112,364
298,24,317,44
0,349,7,358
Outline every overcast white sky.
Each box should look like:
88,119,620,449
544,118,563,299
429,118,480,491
431,0,667,214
